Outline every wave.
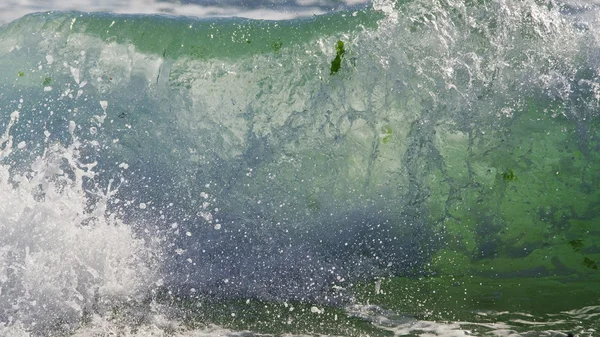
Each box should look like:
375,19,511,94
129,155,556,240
1,0,599,335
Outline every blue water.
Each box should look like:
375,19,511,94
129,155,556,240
0,1,599,336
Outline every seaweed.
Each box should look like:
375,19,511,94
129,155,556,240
330,40,345,75
17,71,24,77
43,77,52,86
271,40,283,53
501,169,517,181
583,257,598,270
381,125,393,144
568,239,583,252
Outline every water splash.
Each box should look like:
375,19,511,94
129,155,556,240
0,111,160,335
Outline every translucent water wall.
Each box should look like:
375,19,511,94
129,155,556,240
0,0,599,335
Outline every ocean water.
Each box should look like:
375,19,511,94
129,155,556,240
0,0,370,24
0,0,599,336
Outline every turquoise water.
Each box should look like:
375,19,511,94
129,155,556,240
0,1,599,336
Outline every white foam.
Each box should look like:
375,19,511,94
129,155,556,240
68,319,253,337
0,117,159,333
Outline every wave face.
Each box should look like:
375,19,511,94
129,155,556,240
1,0,600,335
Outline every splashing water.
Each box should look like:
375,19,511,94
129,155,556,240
0,110,161,335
